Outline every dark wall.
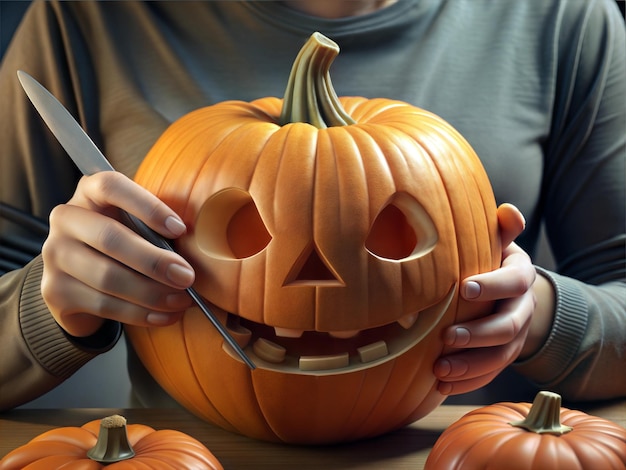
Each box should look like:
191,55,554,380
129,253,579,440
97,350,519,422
0,1,31,59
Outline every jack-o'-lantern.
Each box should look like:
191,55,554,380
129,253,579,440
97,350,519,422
125,32,501,444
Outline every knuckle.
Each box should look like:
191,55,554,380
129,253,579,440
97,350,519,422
41,272,69,313
48,204,66,226
96,223,125,253
132,281,167,309
508,265,533,294
41,238,56,262
91,294,116,316
85,171,124,203
149,251,175,279
94,264,122,293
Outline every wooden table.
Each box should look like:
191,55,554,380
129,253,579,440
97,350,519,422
1,401,625,469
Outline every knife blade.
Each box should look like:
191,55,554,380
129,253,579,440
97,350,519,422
17,70,255,370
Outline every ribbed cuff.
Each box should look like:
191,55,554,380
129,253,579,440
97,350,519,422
512,267,588,385
19,257,121,379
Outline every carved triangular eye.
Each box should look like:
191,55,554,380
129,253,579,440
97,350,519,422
366,192,438,262
195,188,271,260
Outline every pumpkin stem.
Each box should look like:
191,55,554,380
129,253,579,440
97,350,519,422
87,415,136,463
280,32,356,128
509,391,573,435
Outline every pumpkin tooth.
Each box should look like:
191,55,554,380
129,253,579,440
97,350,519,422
328,330,360,339
274,327,305,338
226,320,252,348
397,312,418,329
299,353,350,371
253,338,287,364
357,341,389,363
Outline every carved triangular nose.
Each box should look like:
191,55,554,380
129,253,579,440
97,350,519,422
284,244,343,286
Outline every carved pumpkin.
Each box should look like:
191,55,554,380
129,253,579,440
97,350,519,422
425,391,626,469
0,415,223,469
125,32,501,444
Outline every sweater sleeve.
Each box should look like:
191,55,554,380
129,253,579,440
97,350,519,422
0,257,121,411
511,0,626,401
0,1,120,411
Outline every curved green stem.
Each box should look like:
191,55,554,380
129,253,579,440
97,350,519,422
280,32,356,128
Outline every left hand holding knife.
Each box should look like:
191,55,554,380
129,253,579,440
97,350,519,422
41,171,195,337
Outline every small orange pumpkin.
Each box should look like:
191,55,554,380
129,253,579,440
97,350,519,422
0,415,222,469
126,33,501,444
425,391,626,469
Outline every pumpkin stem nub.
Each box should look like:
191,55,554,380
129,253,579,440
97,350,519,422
87,415,136,463
509,391,573,435
280,32,356,128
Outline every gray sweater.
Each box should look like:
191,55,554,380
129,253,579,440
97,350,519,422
0,0,624,410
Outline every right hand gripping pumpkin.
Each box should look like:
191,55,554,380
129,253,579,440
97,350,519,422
126,32,502,444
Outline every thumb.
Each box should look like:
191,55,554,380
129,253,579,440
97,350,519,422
497,203,526,248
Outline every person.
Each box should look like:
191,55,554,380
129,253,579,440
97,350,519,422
0,0,624,411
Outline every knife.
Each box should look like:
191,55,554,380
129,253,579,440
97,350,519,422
17,70,255,370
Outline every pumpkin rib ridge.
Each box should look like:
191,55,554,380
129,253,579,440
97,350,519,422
386,120,487,282
157,117,243,203
336,96,370,120
183,121,269,220
179,307,240,432
323,126,374,326
136,112,231,194
261,123,296,328
356,347,430,438
427,122,495,273
431,419,515,466
137,318,231,431
336,367,378,440
233,124,286,322
248,372,286,443
564,429,626,469
463,426,532,469
341,125,390,301
381,124,452,306
345,98,407,124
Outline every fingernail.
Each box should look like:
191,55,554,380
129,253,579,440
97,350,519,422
166,264,195,287
146,312,172,326
165,216,186,237
463,281,481,299
454,327,471,346
438,382,453,395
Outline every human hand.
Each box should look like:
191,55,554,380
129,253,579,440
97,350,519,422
41,172,195,337
434,203,537,395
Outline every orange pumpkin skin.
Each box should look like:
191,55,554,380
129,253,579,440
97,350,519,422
424,399,626,470
125,93,501,444
0,419,223,469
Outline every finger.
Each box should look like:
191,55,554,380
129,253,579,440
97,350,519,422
70,172,187,239
443,291,535,348
43,234,193,314
57,242,194,311
462,245,535,302
437,371,502,396
50,204,195,289
435,323,530,393
497,203,525,248
44,274,186,336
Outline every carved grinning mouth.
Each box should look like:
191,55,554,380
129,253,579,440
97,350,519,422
220,284,456,375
